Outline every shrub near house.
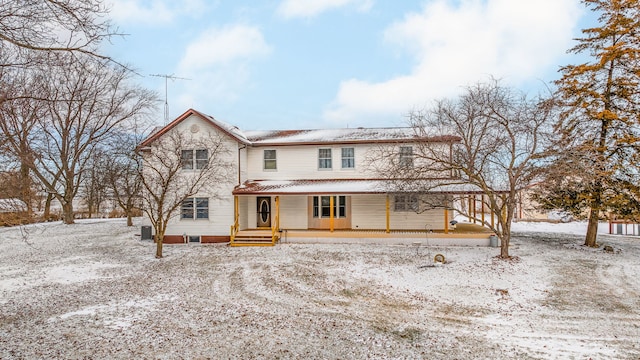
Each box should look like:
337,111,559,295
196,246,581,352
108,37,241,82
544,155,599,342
0,198,29,226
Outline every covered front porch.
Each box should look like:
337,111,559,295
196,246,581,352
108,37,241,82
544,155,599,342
230,179,496,246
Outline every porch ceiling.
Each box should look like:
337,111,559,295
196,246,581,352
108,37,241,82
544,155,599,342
232,179,485,195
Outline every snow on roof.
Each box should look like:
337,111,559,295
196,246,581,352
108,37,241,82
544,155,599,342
245,127,459,145
232,179,485,195
139,109,459,147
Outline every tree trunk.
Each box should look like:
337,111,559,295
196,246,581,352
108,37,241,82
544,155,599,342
500,233,510,258
44,193,53,220
155,230,164,258
585,207,599,247
125,199,134,226
20,163,32,216
62,201,75,224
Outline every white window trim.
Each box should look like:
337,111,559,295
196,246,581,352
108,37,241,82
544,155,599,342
394,194,419,212
181,149,208,170
312,196,347,218
341,147,355,170
186,235,201,243
263,149,277,171
181,197,209,220
318,148,332,170
399,146,414,168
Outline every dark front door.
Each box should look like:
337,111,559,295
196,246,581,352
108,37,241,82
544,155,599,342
257,197,271,228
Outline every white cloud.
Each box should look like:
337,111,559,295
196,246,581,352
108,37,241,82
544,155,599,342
174,24,271,107
324,0,583,124
277,0,373,19
178,25,271,70
107,0,208,25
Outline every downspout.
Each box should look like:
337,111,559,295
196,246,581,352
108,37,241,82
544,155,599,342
238,144,247,185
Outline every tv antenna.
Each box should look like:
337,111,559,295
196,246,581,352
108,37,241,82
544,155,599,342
149,74,191,124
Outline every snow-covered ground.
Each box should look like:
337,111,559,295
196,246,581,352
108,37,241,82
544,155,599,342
1,218,639,359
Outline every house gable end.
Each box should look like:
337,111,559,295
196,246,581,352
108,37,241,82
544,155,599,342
138,108,250,149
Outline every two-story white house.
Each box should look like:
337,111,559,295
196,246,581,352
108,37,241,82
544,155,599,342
139,109,493,246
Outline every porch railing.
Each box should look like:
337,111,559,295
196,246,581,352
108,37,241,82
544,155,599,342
230,220,239,243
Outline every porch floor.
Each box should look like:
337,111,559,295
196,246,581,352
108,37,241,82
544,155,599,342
235,222,494,246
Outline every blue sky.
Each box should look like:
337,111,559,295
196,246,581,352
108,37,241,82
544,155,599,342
105,0,592,130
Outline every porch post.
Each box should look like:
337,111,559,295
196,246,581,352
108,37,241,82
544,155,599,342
468,196,473,222
443,207,449,234
329,196,334,232
275,196,280,230
234,196,239,229
385,194,390,233
472,195,477,224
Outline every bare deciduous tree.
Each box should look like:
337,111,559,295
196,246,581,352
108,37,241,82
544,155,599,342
0,0,115,64
82,149,110,218
0,0,120,105
137,130,234,258
0,70,48,217
104,133,145,226
369,80,555,258
2,55,157,224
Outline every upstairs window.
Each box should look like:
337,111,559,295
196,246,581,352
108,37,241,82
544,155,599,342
195,149,208,169
394,194,419,212
181,197,209,219
318,148,332,169
181,149,208,170
181,150,193,170
341,147,355,169
264,150,277,170
399,146,413,168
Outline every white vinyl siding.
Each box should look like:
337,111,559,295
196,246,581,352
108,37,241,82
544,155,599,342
156,114,238,237
278,196,308,229
246,145,381,180
350,195,445,230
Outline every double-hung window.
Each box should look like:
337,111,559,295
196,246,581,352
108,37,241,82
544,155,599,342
264,150,277,170
181,197,209,219
181,149,208,170
399,146,413,168
312,196,346,218
341,147,355,169
394,194,419,212
195,149,208,169
181,150,194,170
318,148,332,169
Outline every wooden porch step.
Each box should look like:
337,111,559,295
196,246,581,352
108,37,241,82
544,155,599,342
230,233,278,247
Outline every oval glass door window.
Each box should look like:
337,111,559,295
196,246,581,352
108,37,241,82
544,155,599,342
260,200,269,223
